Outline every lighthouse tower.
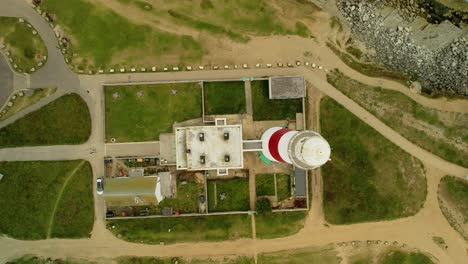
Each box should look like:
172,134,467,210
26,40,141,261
260,127,331,170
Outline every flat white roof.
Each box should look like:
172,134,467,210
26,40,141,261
175,124,243,171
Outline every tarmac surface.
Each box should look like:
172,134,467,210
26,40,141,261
0,52,13,107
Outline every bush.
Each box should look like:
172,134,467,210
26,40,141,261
256,198,272,213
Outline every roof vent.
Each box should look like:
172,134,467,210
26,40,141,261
224,132,229,140
224,155,230,162
199,132,205,141
200,155,206,164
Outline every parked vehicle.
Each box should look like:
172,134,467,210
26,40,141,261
96,177,104,195
106,211,114,218
139,210,150,216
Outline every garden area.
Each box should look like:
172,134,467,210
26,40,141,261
251,80,302,121
255,173,291,202
158,176,205,214
207,178,250,212
105,82,202,142
328,70,468,167
107,214,252,244
0,160,94,240
320,97,427,224
0,88,57,121
0,93,91,148
0,17,47,73
203,81,246,115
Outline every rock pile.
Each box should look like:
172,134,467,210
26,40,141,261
337,0,468,96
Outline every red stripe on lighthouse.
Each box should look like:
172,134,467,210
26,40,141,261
268,128,290,163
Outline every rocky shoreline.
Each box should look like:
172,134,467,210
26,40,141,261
337,0,468,96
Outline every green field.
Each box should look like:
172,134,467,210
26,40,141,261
0,93,91,148
0,88,57,121
379,251,434,264
328,70,468,167
40,0,204,70
105,83,202,142
438,176,468,241
207,178,250,212
255,211,307,239
0,17,47,73
255,174,275,197
320,97,427,224
50,161,94,238
6,256,96,264
204,81,246,115
258,246,341,264
107,214,252,244
251,80,302,121
118,256,254,264
0,160,94,240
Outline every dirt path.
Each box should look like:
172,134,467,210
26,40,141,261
46,160,86,238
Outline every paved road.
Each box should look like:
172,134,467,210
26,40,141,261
0,0,80,92
0,52,13,107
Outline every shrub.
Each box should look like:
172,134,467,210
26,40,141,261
256,198,272,213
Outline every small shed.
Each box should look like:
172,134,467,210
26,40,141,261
269,76,305,99
103,176,160,207
294,168,307,197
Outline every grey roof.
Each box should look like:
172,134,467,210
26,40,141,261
158,171,174,197
294,168,307,197
269,76,305,99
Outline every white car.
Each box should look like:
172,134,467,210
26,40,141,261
96,177,104,195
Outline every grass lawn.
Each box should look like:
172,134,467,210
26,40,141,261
107,214,252,244
0,88,57,121
438,176,468,241
0,17,47,73
258,246,341,264
118,256,254,264
328,70,468,167
276,173,291,201
326,42,410,85
158,179,204,213
255,211,307,239
50,161,94,238
379,251,434,264
255,174,275,197
251,80,302,121
0,93,91,148
105,82,201,142
320,97,427,224
40,0,204,71
204,81,246,115
207,178,250,212
0,160,94,240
